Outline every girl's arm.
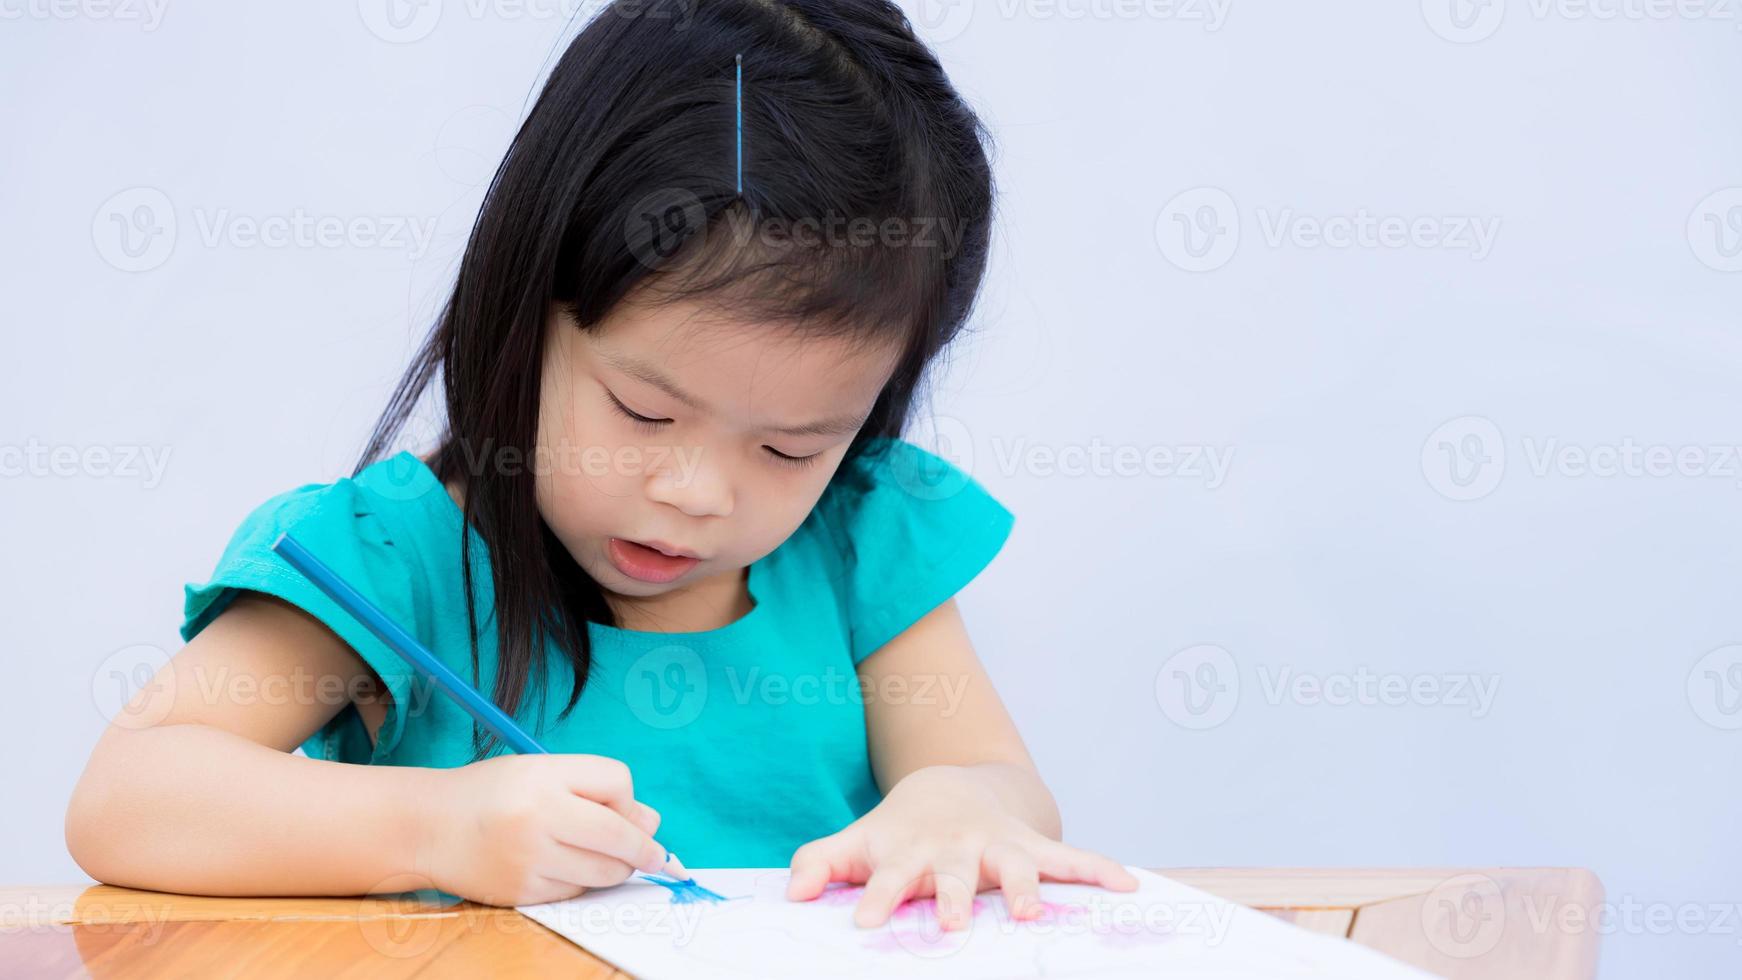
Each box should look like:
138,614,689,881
66,593,432,895
65,593,670,904
784,597,1137,928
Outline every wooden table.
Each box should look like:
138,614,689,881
2,868,1602,979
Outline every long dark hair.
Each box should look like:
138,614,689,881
354,0,996,754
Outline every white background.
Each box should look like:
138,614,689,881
4,2,1740,976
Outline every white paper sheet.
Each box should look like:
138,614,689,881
518,867,1441,979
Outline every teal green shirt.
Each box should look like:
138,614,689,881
180,436,1014,867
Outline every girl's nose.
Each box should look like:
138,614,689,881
644,451,734,519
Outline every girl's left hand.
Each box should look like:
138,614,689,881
784,766,1139,930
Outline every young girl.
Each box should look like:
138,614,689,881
66,0,1136,932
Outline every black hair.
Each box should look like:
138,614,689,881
355,0,996,755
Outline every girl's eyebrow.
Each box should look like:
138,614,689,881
597,346,869,438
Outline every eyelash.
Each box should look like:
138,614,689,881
605,391,821,469
606,391,668,431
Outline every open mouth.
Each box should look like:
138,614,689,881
606,537,701,584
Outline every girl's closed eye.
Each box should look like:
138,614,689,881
764,445,821,469
607,387,821,469
605,389,669,429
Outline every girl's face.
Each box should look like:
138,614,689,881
534,296,901,610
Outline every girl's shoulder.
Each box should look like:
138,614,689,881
804,435,1016,664
179,451,459,676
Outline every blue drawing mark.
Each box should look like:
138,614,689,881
636,872,730,904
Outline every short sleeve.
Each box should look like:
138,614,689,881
180,477,425,762
819,437,1015,664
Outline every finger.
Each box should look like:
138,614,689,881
526,876,588,905
537,838,638,889
786,830,860,901
1034,839,1139,891
929,854,981,932
853,856,930,929
986,843,1042,920
557,755,642,823
548,793,668,874
633,801,661,836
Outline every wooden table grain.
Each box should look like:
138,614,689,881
1,868,1602,979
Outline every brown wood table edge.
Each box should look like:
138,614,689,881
1162,866,1605,980
3,867,1604,980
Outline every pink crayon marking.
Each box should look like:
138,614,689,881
889,895,989,922
813,883,866,906
1007,899,1089,924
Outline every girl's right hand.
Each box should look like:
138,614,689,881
414,753,671,906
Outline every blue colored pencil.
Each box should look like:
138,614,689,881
270,531,692,883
